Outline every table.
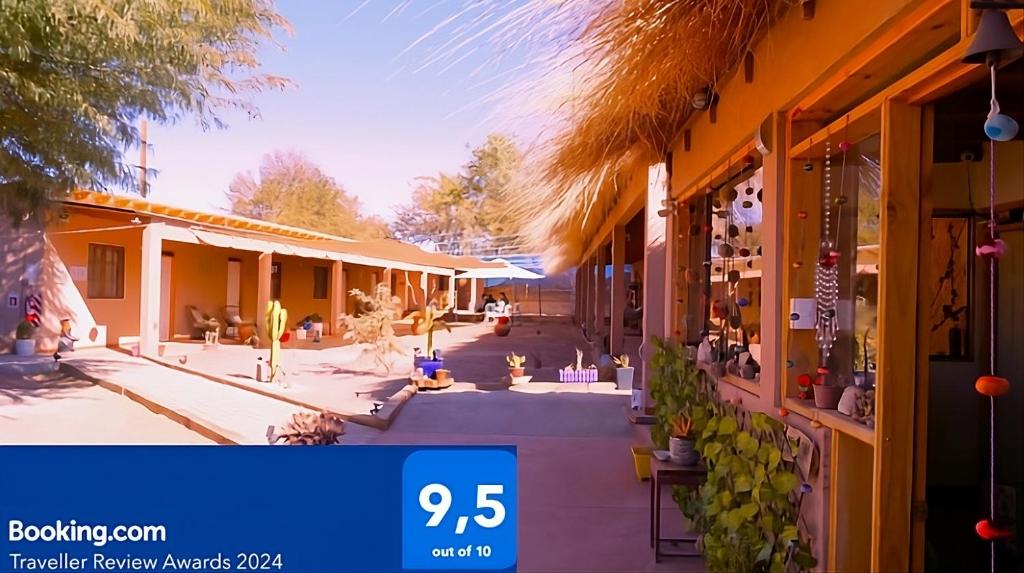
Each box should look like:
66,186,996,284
649,457,707,562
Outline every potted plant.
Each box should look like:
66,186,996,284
14,320,36,356
408,305,449,379
506,353,526,378
668,413,698,466
310,313,324,337
813,370,845,409
613,354,634,390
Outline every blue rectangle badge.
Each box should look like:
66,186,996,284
0,446,516,573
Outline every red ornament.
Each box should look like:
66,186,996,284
838,141,851,152
779,408,790,417
280,331,291,343
819,249,840,267
798,374,813,388
816,366,830,375
976,519,1013,541
975,375,1010,397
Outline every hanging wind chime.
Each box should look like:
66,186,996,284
961,6,1021,571
814,140,841,380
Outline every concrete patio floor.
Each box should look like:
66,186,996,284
346,384,704,572
0,370,212,444
148,317,605,416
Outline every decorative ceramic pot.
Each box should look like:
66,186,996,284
669,437,699,466
312,322,324,336
615,366,635,390
494,316,512,337
294,328,307,340
509,367,525,378
413,356,444,379
814,385,845,409
435,369,451,382
14,338,35,356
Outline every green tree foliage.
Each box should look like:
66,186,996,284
226,150,389,240
391,133,522,253
0,0,290,221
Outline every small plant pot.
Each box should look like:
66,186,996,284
669,437,699,466
414,356,444,379
14,338,35,356
509,366,525,378
312,322,324,336
435,369,451,382
631,446,653,481
814,385,845,409
615,366,635,390
295,328,307,340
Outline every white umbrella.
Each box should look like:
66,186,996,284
454,258,545,280
455,259,545,319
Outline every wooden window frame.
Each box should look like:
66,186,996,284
87,243,125,299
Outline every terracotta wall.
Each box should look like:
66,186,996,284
275,254,332,329
46,209,146,346
160,241,260,339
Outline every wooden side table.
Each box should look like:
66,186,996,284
649,457,707,562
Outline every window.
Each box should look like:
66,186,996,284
87,244,124,299
313,266,329,299
703,163,764,377
271,262,282,300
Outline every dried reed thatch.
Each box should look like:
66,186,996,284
416,0,788,271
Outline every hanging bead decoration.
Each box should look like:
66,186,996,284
814,140,839,374
974,60,1014,567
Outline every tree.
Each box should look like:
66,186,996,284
226,151,388,240
0,1,289,221
391,134,523,254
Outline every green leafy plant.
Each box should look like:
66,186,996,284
613,354,631,368
339,283,405,373
274,412,345,445
309,312,323,323
649,337,816,573
15,320,35,340
506,353,526,368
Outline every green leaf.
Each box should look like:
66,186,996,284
718,416,738,435
768,447,782,470
771,471,798,495
722,508,744,532
780,524,799,544
756,541,774,563
769,559,785,573
734,474,753,493
738,502,759,520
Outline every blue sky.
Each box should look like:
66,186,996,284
143,1,526,220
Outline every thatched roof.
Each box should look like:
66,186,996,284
490,0,789,272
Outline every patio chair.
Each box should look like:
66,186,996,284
484,302,511,322
222,305,255,341
187,305,220,342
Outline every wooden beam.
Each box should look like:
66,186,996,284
871,99,921,573
595,246,608,352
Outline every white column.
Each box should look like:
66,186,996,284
420,272,429,307
330,260,345,335
644,163,669,404
610,225,627,355
138,222,164,357
469,276,478,311
448,270,457,310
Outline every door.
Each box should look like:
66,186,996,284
159,254,173,341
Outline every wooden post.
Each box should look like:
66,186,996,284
138,222,163,357
256,252,273,348
469,276,478,312
420,272,429,307
584,257,595,339
329,260,344,335
760,113,787,405
610,226,626,355
448,270,457,310
871,99,921,573
595,247,608,352
910,104,934,573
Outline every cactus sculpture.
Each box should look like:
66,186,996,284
266,300,288,382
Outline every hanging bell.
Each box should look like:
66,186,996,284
963,9,1024,65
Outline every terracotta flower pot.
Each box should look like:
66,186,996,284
435,369,451,382
814,385,845,409
509,367,525,378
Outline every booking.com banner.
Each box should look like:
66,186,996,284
0,447,517,573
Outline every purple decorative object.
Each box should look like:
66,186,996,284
414,356,444,379
558,368,598,383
